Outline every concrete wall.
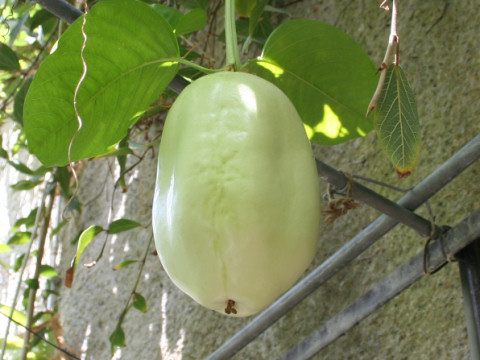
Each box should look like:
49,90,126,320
4,0,479,359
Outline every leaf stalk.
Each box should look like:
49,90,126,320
366,0,399,116
225,0,241,70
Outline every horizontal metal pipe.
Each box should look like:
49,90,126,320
280,208,480,360
206,134,480,360
316,160,440,237
34,0,83,25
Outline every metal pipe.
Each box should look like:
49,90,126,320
280,208,480,360
316,160,441,238
457,239,480,360
206,134,480,360
34,0,83,25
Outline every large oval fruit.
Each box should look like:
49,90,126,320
152,71,321,317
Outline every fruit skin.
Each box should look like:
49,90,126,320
152,71,321,317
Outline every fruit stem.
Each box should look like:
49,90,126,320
225,0,241,70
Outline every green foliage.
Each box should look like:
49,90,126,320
0,244,12,253
109,324,126,352
0,43,20,71
374,65,421,176
24,0,180,167
249,20,377,145
74,225,104,269
108,219,142,234
113,259,140,271
132,293,147,313
39,265,58,277
8,232,31,245
12,77,33,125
11,208,38,232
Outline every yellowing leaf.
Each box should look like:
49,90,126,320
374,65,421,177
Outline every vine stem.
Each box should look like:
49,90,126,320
0,175,53,360
225,0,241,70
20,187,56,360
366,0,399,116
112,233,154,350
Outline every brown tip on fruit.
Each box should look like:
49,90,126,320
225,299,237,315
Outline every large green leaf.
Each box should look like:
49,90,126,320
0,43,20,71
374,65,421,177
248,20,377,145
24,0,179,167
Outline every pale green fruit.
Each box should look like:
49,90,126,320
152,71,321,317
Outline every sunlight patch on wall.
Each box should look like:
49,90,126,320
81,323,92,359
160,291,185,359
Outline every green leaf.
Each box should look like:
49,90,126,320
132,293,147,313
25,278,39,290
54,166,73,198
13,77,33,125
7,160,47,176
51,220,68,236
29,8,55,31
151,5,206,36
0,305,27,326
10,178,43,191
249,0,269,36
151,4,183,28
8,232,31,245
39,265,58,277
11,208,38,232
14,254,26,272
374,65,421,177
113,259,139,271
248,20,377,145
175,8,207,36
177,0,209,10
0,244,12,253
24,0,179,167
115,136,129,192
109,325,126,352
0,134,8,159
108,219,142,234
0,43,20,71
74,225,104,269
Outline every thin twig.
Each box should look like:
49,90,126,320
0,312,81,360
0,176,52,360
352,174,412,193
112,233,154,346
0,23,59,113
63,4,88,221
366,0,399,116
20,187,56,360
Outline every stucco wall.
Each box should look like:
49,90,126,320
5,0,479,359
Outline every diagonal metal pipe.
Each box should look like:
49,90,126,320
315,160,441,238
280,208,480,360
206,134,480,360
